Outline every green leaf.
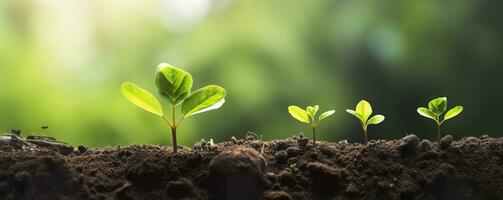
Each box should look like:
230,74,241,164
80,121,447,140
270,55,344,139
356,100,372,123
428,97,447,115
155,63,193,105
319,110,335,121
443,106,463,121
346,109,362,122
306,105,319,119
121,82,163,116
417,107,437,121
181,85,226,118
289,106,310,123
367,115,385,125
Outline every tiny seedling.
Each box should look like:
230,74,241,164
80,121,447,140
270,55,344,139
121,63,226,153
417,97,463,141
346,100,385,145
288,105,335,145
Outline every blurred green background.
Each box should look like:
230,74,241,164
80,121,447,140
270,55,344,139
1,0,502,147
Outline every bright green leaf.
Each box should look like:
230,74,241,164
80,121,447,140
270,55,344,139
417,107,437,121
367,115,385,125
346,109,361,121
306,105,319,119
443,106,463,121
289,106,310,123
121,82,163,116
356,100,372,123
181,85,226,118
428,97,447,115
319,110,335,121
155,63,193,105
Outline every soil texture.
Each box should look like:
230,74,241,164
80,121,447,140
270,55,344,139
0,134,502,200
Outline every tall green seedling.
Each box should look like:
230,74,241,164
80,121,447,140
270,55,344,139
346,100,385,145
121,63,226,153
288,105,335,145
417,97,463,141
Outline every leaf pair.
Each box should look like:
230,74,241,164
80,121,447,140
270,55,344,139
417,97,463,125
288,105,335,125
121,63,226,119
346,100,385,129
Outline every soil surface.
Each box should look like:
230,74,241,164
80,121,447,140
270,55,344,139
0,134,502,200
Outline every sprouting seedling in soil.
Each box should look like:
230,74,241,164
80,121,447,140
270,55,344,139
288,105,335,145
121,63,226,153
417,97,463,141
346,100,385,145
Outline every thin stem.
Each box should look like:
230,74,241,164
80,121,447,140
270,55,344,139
312,126,317,145
171,104,178,153
363,127,368,145
171,126,178,153
437,123,442,141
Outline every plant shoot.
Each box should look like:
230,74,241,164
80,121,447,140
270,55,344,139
417,97,463,141
121,63,226,153
288,105,335,145
346,100,385,145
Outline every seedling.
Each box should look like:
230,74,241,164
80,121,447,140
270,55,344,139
288,105,335,145
121,63,226,153
346,100,385,145
417,97,463,141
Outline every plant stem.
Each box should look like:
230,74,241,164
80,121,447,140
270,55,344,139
312,126,317,145
171,126,178,153
363,127,368,145
437,123,442,142
171,104,178,153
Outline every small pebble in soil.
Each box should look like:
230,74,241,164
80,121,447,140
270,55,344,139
77,145,87,154
305,143,314,150
263,190,292,200
251,141,262,149
479,135,490,139
298,138,309,148
230,136,238,144
208,148,266,200
265,172,277,182
192,142,202,150
307,162,348,191
440,135,454,150
399,134,419,157
275,150,288,164
466,136,479,143
275,140,290,150
286,147,302,157
319,144,335,156
277,170,295,186
209,148,266,175
420,139,432,151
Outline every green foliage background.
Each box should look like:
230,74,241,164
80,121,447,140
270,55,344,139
1,0,501,147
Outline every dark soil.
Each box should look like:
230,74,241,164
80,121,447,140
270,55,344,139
0,134,502,200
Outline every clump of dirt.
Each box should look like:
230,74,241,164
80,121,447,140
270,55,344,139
0,134,502,200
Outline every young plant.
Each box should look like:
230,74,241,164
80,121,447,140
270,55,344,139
417,97,463,141
121,63,226,153
288,105,335,145
346,100,385,145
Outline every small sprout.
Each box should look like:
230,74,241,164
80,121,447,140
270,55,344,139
346,100,385,145
288,105,335,145
122,63,226,153
417,97,463,141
